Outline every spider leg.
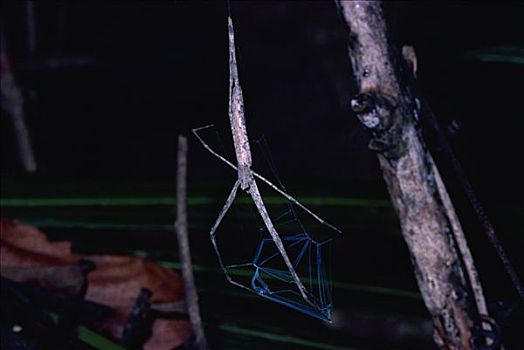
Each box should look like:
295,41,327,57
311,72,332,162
209,180,252,291
192,126,341,234
248,179,314,307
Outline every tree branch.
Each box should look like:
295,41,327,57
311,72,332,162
336,1,491,348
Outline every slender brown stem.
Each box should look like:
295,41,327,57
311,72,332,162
175,135,208,350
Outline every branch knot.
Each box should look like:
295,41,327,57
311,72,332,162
350,92,407,159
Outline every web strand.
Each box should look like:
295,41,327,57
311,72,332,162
193,125,339,321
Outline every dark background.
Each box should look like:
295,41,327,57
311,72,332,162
1,1,524,349
2,0,523,278
2,1,523,186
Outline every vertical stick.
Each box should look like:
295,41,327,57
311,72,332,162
175,135,208,350
0,33,37,173
336,1,490,348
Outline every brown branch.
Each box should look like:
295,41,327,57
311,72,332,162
175,135,208,350
336,1,491,349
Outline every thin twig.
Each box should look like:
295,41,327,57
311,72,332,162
423,101,524,305
431,159,488,316
403,45,489,316
404,46,502,346
0,32,37,173
175,135,208,350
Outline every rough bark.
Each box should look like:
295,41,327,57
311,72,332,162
336,1,488,349
175,135,208,350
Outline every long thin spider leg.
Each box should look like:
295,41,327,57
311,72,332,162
195,130,316,305
192,127,342,234
192,125,238,170
197,16,336,317
209,180,242,285
249,180,314,307
253,172,341,234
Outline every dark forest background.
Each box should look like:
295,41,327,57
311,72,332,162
1,1,524,349
3,0,523,265
2,1,523,186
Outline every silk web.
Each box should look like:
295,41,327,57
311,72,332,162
193,125,340,322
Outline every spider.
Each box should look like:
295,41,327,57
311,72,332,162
192,18,341,322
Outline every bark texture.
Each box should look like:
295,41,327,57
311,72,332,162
336,1,487,349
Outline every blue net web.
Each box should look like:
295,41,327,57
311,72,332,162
249,219,333,321
194,126,338,322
